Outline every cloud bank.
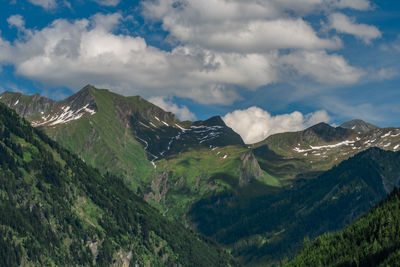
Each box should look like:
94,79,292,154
0,0,379,106
223,107,330,144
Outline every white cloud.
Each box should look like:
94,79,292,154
281,50,365,84
7,15,25,28
331,0,371,11
91,0,120,7
143,0,341,53
28,0,57,10
223,107,331,144
0,0,375,106
328,13,381,44
148,97,196,121
0,14,280,105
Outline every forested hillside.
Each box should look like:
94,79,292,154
0,102,233,266
288,188,400,266
189,147,400,265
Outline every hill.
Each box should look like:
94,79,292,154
252,121,400,183
0,102,233,266
288,187,400,266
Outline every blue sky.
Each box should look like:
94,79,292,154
0,0,399,143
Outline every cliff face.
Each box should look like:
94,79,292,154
239,151,263,185
0,92,56,119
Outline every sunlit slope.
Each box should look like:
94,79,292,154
0,102,234,266
253,122,400,183
146,145,280,219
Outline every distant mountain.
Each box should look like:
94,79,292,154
0,91,55,118
252,122,400,182
288,187,400,266
0,102,233,266
189,147,400,265
340,119,379,133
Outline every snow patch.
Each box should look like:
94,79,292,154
139,121,150,128
14,99,19,106
382,131,392,138
33,104,96,126
84,107,96,115
161,120,169,126
136,136,149,149
293,140,356,153
175,124,186,131
383,143,391,148
223,155,228,159
394,145,399,150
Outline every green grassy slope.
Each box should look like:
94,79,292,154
45,87,155,192
288,187,400,266
147,145,280,220
0,103,234,266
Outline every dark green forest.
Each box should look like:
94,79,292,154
0,103,233,266
288,187,400,266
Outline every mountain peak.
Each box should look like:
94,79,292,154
340,119,378,133
200,116,226,127
303,122,353,142
0,91,55,119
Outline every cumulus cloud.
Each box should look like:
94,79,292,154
0,13,284,105
143,0,341,53
223,107,331,144
281,50,365,84
28,0,57,10
7,15,25,28
0,0,375,106
148,97,196,121
328,13,381,44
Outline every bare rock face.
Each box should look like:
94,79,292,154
301,122,354,143
239,151,263,185
340,119,379,133
0,92,56,118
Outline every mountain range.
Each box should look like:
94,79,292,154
1,85,400,266
0,102,232,266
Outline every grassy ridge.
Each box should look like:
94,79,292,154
46,87,154,192
0,102,234,266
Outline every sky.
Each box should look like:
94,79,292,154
0,0,400,143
